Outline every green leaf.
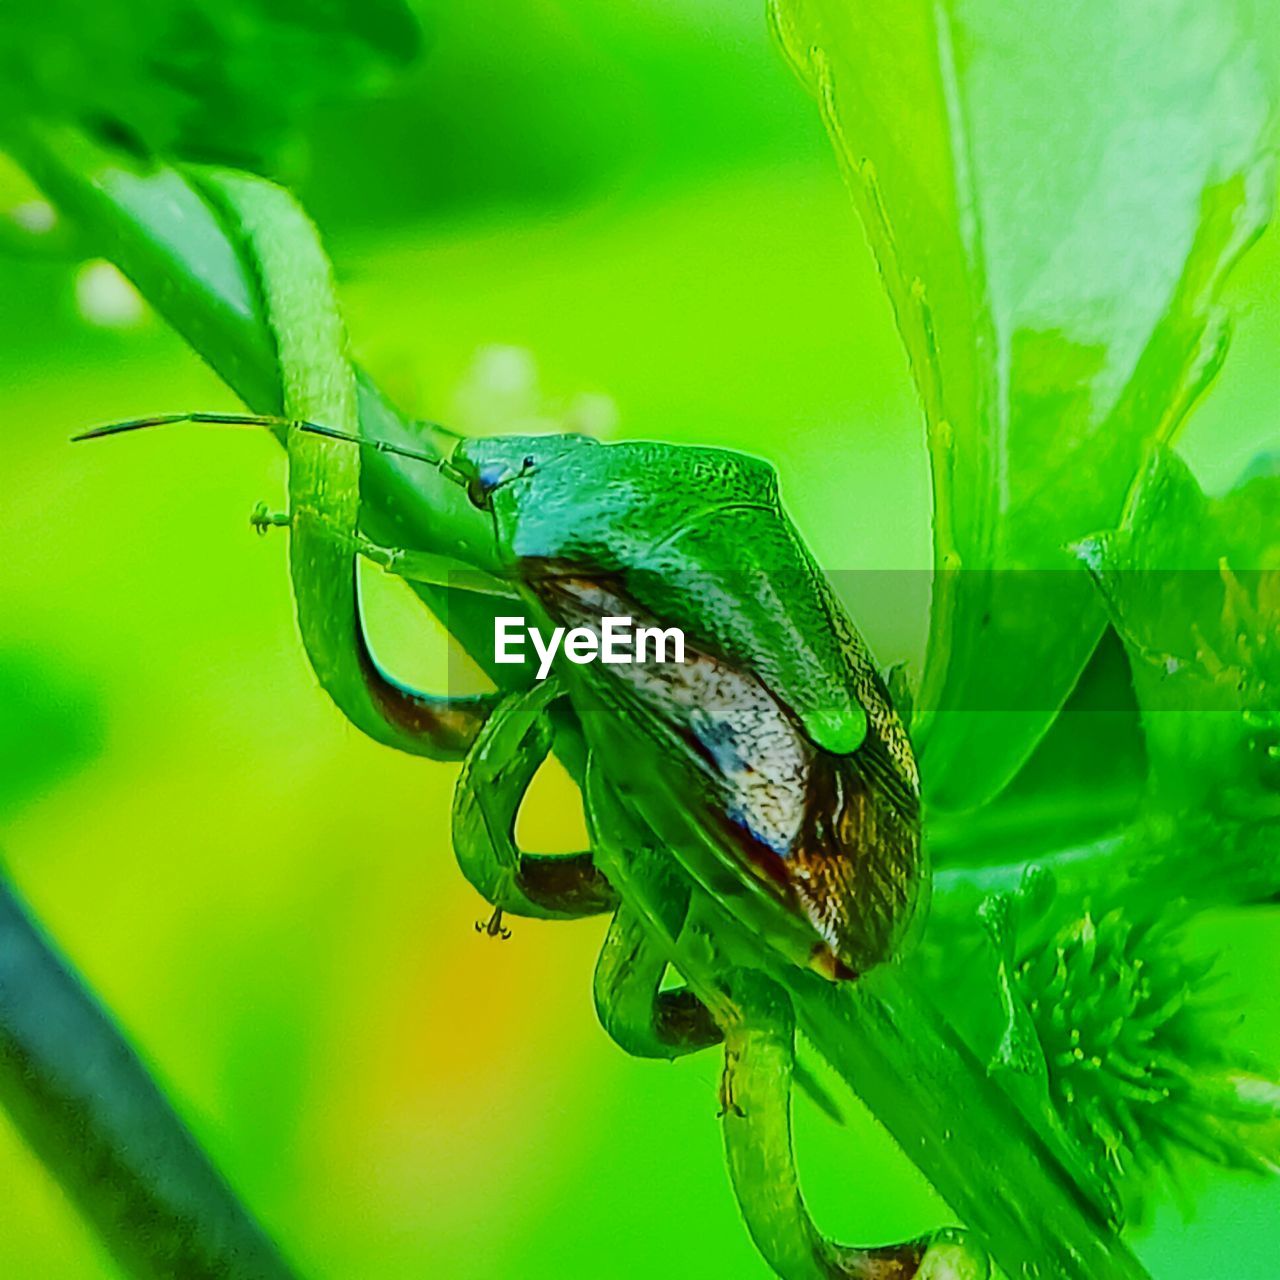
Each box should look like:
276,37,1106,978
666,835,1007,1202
770,0,1277,810
1077,447,1280,818
0,0,422,172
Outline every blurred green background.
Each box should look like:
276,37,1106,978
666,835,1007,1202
1,1,1278,1275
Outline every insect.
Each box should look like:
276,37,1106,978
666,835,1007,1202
450,431,925,981
79,416,924,982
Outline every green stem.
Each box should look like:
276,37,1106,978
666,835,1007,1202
0,871,300,1280
202,168,498,758
720,967,989,1280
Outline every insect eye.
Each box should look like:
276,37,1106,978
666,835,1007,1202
466,461,512,510
466,458,537,508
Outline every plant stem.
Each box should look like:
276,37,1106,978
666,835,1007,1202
0,871,301,1280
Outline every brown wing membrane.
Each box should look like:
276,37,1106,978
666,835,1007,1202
527,566,923,978
791,748,922,976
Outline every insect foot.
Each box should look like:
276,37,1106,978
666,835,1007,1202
475,906,512,940
250,501,290,536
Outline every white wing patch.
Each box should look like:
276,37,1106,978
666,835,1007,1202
543,579,812,854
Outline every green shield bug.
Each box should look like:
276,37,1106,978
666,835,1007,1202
451,431,924,979
78,415,924,979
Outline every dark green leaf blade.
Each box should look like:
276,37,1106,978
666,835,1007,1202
0,873,302,1280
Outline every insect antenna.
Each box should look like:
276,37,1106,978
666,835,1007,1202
72,411,463,479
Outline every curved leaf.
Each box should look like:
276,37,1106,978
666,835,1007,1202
0,874,301,1280
771,0,1277,808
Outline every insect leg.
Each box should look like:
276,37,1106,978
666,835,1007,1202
718,967,990,1280
251,504,515,598
582,760,740,1033
592,850,722,1061
453,679,616,921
